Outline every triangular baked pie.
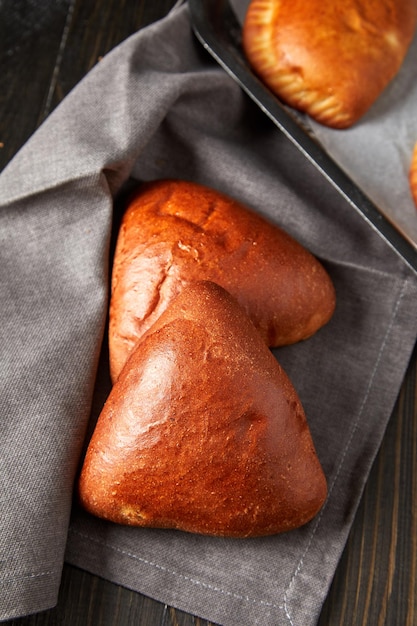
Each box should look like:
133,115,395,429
109,179,335,381
79,281,327,537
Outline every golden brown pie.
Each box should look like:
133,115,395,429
243,0,417,128
109,179,335,381
79,281,327,537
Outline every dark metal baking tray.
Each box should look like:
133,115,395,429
188,0,417,274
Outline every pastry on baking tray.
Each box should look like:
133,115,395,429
242,0,417,129
79,281,327,537
109,179,335,381
410,141,417,208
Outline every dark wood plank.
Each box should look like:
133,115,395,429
47,0,180,114
0,0,177,172
0,0,72,170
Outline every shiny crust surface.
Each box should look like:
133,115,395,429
109,179,335,381
243,0,417,129
79,281,327,537
410,142,417,208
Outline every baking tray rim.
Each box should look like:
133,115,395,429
188,0,417,275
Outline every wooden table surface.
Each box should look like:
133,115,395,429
1,1,416,624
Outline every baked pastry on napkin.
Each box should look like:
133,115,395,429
79,281,327,537
109,179,335,381
3,2,417,625
242,0,417,128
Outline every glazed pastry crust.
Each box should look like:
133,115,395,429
243,0,417,128
109,179,335,381
80,282,327,537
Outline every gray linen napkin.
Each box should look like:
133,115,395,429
1,3,417,625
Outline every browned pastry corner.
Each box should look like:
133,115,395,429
109,179,335,381
410,142,417,208
79,281,327,537
242,0,417,129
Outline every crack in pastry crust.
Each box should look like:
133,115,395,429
108,180,336,382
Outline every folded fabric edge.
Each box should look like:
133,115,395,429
0,570,59,622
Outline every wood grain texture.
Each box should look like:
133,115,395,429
1,1,416,624
0,0,72,170
0,0,177,171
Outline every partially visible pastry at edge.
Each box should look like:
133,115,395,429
242,0,417,129
109,179,335,381
79,281,327,537
410,142,417,208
